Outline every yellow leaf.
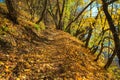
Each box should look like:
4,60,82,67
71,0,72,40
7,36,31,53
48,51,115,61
5,68,10,72
18,1,22,5
16,78,20,80
0,61,4,65
24,69,31,72
5,65,9,69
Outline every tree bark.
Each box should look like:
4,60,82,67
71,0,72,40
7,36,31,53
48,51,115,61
104,50,116,69
5,0,18,24
85,27,93,48
102,0,120,69
36,0,47,24
94,42,104,61
57,0,65,30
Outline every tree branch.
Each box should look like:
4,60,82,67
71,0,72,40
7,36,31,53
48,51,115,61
107,0,118,5
66,0,95,31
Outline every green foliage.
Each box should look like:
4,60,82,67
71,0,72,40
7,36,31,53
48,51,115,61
34,22,45,31
39,22,45,30
0,25,8,35
69,24,78,36
1,25,8,31
34,24,40,30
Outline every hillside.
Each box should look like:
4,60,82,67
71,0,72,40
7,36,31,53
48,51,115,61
0,3,115,80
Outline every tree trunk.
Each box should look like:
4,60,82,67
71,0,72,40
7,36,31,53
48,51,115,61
104,50,116,70
102,0,120,69
57,0,65,30
36,0,47,24
94,43,104,61
5,0,18,24
85,27,93,48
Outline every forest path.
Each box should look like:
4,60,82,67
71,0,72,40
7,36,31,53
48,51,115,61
0,26,113,80
0,4,114,79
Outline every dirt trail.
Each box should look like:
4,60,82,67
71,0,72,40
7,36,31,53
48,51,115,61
0,26,114,80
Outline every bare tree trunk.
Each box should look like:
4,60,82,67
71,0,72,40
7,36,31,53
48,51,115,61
94,42,104,61
104,50,116,69
85,27,93,48
5,0,18,24
102,0,120,69
36,0,47,24
57,0,65,30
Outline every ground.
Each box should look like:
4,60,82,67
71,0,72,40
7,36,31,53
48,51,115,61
0,3,114,80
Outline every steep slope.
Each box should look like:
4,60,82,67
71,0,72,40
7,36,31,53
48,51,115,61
0,4,114,80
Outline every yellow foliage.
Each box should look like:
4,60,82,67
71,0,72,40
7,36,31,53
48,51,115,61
85,17,95,23
18,1,22,5
5,65,10,72
117,9,120,15
16,78,20,80
0,61,4,65
39,21,46,30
